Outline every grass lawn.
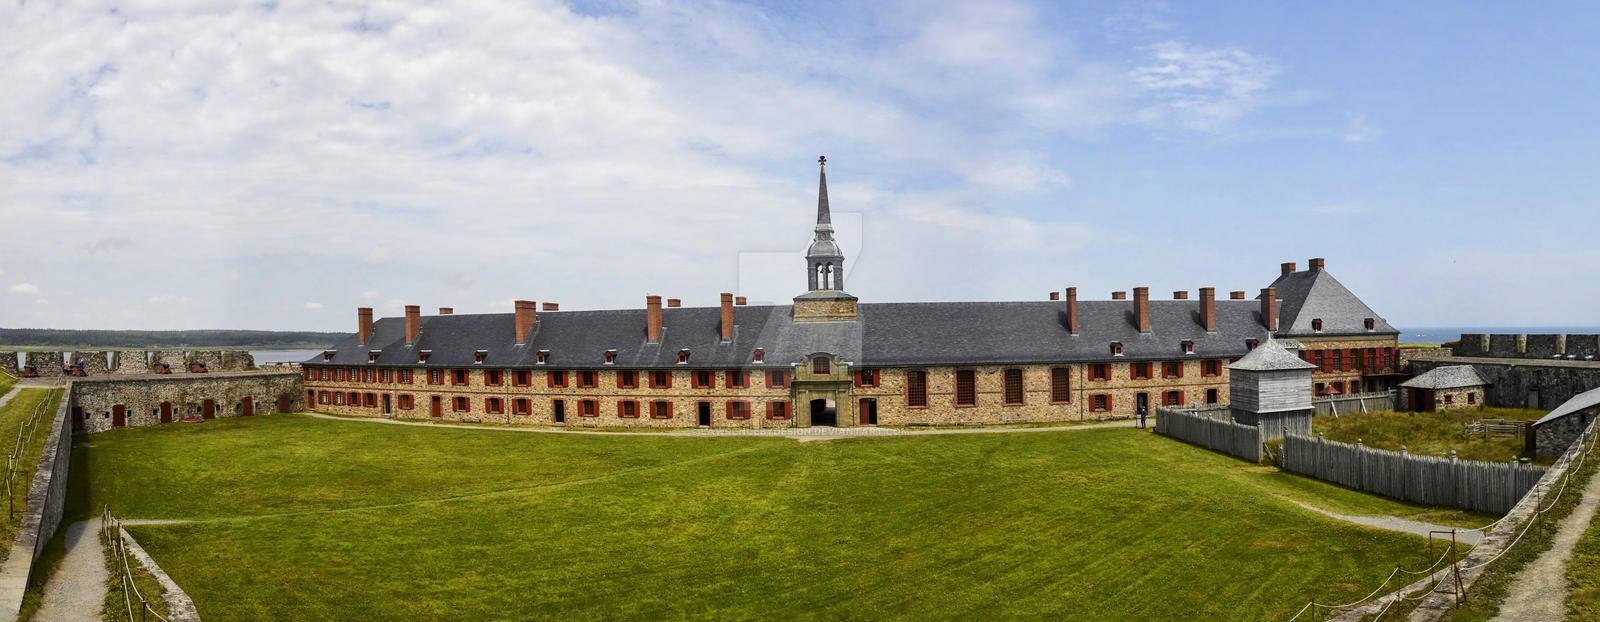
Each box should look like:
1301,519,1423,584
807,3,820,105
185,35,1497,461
0,388,63,561
0,371,15,395
1565,464,1600,620
70,415,1483,621
1314,407,1547,464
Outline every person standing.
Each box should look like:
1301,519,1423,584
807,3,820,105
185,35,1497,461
1137,406,1149,429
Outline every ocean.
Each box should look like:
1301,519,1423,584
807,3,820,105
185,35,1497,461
1399,328,1600,345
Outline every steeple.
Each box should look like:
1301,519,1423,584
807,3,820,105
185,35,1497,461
806,155,845,291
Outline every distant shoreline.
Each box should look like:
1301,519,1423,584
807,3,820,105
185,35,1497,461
1400,327,1600,345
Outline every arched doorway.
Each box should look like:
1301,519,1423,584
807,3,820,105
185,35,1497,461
810,398,836,426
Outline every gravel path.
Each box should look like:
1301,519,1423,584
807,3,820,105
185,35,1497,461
34,519,107,622
300,412,1138,438
1490,462,1600,622
1294,502,1483,545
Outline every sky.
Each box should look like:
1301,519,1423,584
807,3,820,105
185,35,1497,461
2,0,1598,332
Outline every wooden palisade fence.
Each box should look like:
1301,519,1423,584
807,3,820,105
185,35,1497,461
1282,434,1544,514
1155,407,1261,463
1311,390,1396,416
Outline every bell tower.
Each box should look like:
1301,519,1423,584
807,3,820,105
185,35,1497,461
793,156,858,321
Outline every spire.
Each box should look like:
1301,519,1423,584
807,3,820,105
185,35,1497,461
805,155,844,292
816,155,832,229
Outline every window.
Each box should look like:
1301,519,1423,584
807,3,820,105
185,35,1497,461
767,401,791,419
752,348,764,363
1205,389,1219,404
727,401,750,420
485,370,503,386
1315,382,1326,394
1313,350,1325,371
1163,391,1183,406
726,370,748,388
548,371,568,387
1089,364,1111,381
485,398,504,414
1050,368,1071,403
855,369,879,387
335,392,345,405
1364,318,1376,330
1181,340,1194,354
955,370,977,406
304,367,314,380
618,400,639,418
579,371,597,388
603,350,616,364
418,351,431,363
366,369,376,382
1332,381,1345,393
1365,348,1376,371
513,370,531,386
693,371,715,388
677,349,690,364
398,369,412,383
907,371,928,408
1110,342,1124,356
1246,338,1259,351
381,369,393,383
813,357,830,375
1003,369,1024,405
318,390,329,404
429,370,444,385
365,393,377,407
1331,350,1343,372
1162,362,1182,379
398,394,414,409
580,399,598,417
651,401,673,419
452,396,468,412
1467,392,1476,404
1202,360,1222,377
452,370,469,385
514,398,531,415
348,391,360,405
618,370,638,388
320,368,330,380
1312,318,1323,331
474,350,487,363
1444,394,1453,405
1091,394,1111,412
767,371,789,388
1130,362,1152,380
535,351,548,364
651,371,672,389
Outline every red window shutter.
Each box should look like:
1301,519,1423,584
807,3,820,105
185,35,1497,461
1107,395,1114,411
853,371,862,387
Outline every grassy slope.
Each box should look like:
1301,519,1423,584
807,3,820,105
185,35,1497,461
1314,407,1547,464
1566,471,1600,619
0,372,15,395
0,388,62,561
73,416,1475,621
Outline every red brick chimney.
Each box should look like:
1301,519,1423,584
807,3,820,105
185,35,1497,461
1199,287,1216,332
1281,262,1297,277
1065,287,1079,334
542,302,559,311
1173,290,1188,300
1134,287,1151,333
357,307,373,344
1230,291,1246,300
1112,291,1127,300
1261,287,1278,331
1309,257,1325,271
735,296,747,306
404,305,421,345
646,295,663,342
438,307,453,315
667,298,681,308
1049,291,1060,301
720,293,735,341
514,300,537,344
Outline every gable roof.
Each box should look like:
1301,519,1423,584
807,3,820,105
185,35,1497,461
1227,339,1316,372
1534,386,1600,426
1267,268,1399,337
1400,365,1488,390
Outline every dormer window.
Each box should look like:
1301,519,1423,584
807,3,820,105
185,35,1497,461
536,350,548,365
418,350,432,363
322,350,335,361
603,350,617,365
677,349,690,364
367,350,381,363
1181,340,1194,354
1110,342,1123,356
752,348,764,363
1364,318,1375,330
813,356,830,375
1312,318,1323,332
1246,339,1259,351
474,350,488,364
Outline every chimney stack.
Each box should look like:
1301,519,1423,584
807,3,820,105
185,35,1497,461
667,298,681,308
1173,290,1189,300
542,302,559,311
735,296,747,306
514,300,537,343
1066,287,1079,334
1049,291,1060,301
357,307,373,344
1281,262,1297,277
1112,291,1127,300
1261,287,1278,332
1230,291,1246,300
646,295,663,342
404,305,421,345
1199,287,1216,332
720,293,735,341
438,307,453,315
1134,287,1151,333
1309,257,1325,271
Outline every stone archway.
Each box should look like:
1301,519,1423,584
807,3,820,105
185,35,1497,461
810,398,837,426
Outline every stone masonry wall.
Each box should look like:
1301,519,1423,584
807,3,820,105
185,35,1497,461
186,350,223,371
70,372,305,434
1489,334,1526,358
220,350,255,371
1410,358,1600,411
0,352,17,377
1568,335,1600,360
1453,334,1489,357
150,351,187,373
1450,333,1600,361
24,351,63,375
70,351,110,376
111,351,150,375
1535,408,1594,459
1293,335,1403,394
1524,334,1564,359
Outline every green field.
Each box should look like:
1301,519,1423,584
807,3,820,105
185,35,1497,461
1314,407,1547,464
1,388,62,560
69,415,1482,621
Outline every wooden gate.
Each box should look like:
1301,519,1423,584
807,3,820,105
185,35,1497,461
279,394,290,413
112,404,126,428
159,402,172,424
242,397,254,416
203,399,216,419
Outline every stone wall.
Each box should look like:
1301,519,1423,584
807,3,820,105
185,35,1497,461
220,350,255,371
1489,334,1525,358
70,351,110,376
23,351,63,375
1452,333,1600,361
150,350,187,373
1524,334,1564,359
1292,335,1403,394
1569,335,1600,360
1535,407,1595,459
1453,334,1489,357
0,387,72,616
1410,358,1600,411
186,350,223,372
111,351,150,375
70,372,304,434
0,352,17,377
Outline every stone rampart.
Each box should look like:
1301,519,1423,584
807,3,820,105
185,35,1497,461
186,350,223,372
1452,334,1488,357
220,350,255,371
111,351,150,375
1568,335,1600,360
1524,334,1564,359
1444,333,1600,361
70,372,304,434
1410,357,1600,411
0,352,17,377
150,350,187,373
70,351,110,376
23,352,64,375
0,386,72,616
1488,334,1525,358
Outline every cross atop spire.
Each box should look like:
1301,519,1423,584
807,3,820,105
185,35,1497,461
805,156,844,292
815,155,832,228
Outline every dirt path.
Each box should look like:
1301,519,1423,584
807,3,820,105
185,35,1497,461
1490,462,1600,622
1294,502,1483,545
299,411,1138,438
34,518,107,622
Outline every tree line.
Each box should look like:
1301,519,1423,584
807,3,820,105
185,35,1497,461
0,328,344,349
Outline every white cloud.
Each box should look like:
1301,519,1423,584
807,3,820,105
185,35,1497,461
304,301,324,310
1343,114,1382,143
1130,42,1279,132
8,283,40,295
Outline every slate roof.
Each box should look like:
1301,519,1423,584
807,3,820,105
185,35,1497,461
1534,387,1600,426
1267,268,1399,337
1227,339,1317,372
1400,365,1488,390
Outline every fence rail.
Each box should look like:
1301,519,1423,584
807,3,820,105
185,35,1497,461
1311,390,1396,416
1282,435,1544,514
1155,407,1261,462
103,506,171,622
1463,419,1525,440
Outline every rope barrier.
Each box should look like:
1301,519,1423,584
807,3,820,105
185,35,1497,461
103,505,172,622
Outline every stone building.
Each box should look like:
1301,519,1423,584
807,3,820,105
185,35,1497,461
1227,339,1317,440
1400,365,1488,411
1532,387,1600,459
302,160,1401,429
